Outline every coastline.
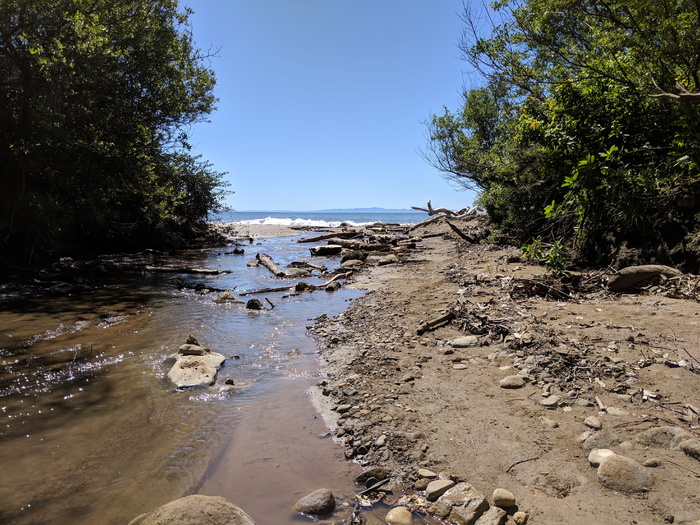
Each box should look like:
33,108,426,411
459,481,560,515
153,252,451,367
307,215,700,525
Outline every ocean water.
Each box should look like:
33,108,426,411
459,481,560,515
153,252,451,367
212,209,429,227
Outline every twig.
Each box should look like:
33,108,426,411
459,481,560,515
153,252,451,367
358,478,390,495
506,456,540,473
665,459,700,477
265,298,275,309
416,311,456,335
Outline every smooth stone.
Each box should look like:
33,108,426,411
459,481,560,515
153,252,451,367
292,488,336,515
425,479,455,501
582,431,620,450
588,448,616,467
340,259,364,269
584,416,603,430
492,488,515,507
474,507,507,525
643,458,660,467
284,268,310,278
355,467,389,485
375,434,387,447
499,375,525,389
680,439,700,461
540,416,559,428
127,495,255,525
541,395,560,408
377,254,399,266
605,407,629,416
638,426,694,449
417,468,437,479
414,478,431,490
385,506,414,525
453,364,469,370
597,455,653,493
450,336,480,348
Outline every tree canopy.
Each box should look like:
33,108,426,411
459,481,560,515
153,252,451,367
0,0,228,264
425,0,700,270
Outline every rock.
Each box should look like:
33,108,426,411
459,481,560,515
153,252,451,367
213,291,243,303
540,395,560,408
325,281,342,292
450,336,480,348
414,478,431,490
582,431,620,450
418,468,437,479
441,482,489,524
127,495,255,525
377,254,399,266
166,352,226,388
425,479,455,501
492,488,515,508
584,416,602,430
499,375,525,389
453,364,469,370
638,426,694,449
340,259,364,269
540,416,559,428
355,467,388,485
605,407,629,416
679,439,700,461
588,448,616,467
309,245,343,256
177,343,209,355
607,265,682,291
385,506,414,525
292,488,336,515
246,299,264,310
597,455,653,493
474,507,507,525
643,458,660,467
284,268,310,278
513,511,529,524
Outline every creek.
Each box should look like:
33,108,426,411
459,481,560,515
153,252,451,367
0,233,365,524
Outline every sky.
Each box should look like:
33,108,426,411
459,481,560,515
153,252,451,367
183,0,476,211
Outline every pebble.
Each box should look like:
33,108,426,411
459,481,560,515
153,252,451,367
588,448,616,467
541,395,560,408
597,455,653,493
605,406,629,416
375,435,387,447
453,364,469,370
385,506,414,525
540,416,559,429
492,488,515,507
680,438,700,460
643,458,660,467
499,375,525,389
425,479,455,501
450,336,480,348
584,416,603,430
513,511,529,524
417,468,437,478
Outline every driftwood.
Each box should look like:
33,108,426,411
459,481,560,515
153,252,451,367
145,266,231,275
411,200,469,217
310,245,343,256
327,238,388,251
446,221,476,243
256,253,285,277
416,311,456,335
239,272,353,297
289,261,327,272
298,231,362,243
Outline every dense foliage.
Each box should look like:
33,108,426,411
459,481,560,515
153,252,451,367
426,0,700,269
0,0,228,264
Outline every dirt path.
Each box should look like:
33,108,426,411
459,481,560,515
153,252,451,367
310,217,700,525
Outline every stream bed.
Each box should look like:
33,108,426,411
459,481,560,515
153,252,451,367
0,233,367,524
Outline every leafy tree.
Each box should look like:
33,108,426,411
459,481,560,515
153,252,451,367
0,0,228,264
426,0,700,268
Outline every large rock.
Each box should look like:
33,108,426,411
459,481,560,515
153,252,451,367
582,431,620,450
597,455,653,493
588,448,616,467
385,506,414,525
499,376,525,389
166,345,226,388
442,482,489,525
638,425,694,450
607,265,681,291
292,488,336,515
680,438,700,461
492,488,515,508
425,479,455,501
128,495,255,525
450,336,480,348
309,245,342,256
213,291,243,303
474,507,507,525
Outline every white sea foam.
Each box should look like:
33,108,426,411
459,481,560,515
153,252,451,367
234,217,374,227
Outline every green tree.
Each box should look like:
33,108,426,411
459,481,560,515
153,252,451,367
0,0,228,264
426,0,700,267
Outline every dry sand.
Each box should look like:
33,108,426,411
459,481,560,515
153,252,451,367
307,216,700,525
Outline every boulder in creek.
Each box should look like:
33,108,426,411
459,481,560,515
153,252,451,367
166,341,225,388
292,488,336,515
607,264,682,292
246,299,264,310
213,291,243,303
128,495,255,525
597,454,653,493
284,268,310,278
309,245,342,256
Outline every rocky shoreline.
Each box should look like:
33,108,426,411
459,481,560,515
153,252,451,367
306,215,700,525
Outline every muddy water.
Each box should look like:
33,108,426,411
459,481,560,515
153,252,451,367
0,235,365,524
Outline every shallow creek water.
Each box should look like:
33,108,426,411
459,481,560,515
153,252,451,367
0,234,372,524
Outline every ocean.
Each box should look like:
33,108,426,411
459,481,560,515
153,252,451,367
211,209,429,227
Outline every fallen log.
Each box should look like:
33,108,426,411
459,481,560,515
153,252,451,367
446,221,476,243
327,238,388,251
310,245,343,256
416,311,456,335
239,272,353,297
145,266,231,275
256,253,285,277
298,231,362,243
607,265,682,292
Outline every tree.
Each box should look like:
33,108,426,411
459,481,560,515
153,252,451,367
426,0,700,268
0,0,228,264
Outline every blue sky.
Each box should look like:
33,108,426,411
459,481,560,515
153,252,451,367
184,1,476,211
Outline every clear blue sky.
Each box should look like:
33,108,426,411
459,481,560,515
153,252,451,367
183,0,475,211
